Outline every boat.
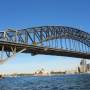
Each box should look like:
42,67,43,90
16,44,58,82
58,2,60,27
0,75,4,79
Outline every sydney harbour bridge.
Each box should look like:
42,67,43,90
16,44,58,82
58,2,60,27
0,26,90,64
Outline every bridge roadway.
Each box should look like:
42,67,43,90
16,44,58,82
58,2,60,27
0,41,90,59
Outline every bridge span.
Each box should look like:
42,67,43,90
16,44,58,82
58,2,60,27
0,26,90,63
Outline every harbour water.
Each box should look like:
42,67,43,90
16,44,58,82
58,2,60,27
0,74,90,90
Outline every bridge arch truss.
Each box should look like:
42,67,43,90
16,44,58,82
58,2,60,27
0,26,90,63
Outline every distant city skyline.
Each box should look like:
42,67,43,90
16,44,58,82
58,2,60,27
0,0,90,73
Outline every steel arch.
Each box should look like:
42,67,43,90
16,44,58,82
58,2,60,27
21,26,90,47
0,26,90,62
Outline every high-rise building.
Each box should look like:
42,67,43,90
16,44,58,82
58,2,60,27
80,59,87,73
87,64,90,71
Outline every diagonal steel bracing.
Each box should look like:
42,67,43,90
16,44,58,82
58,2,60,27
0,26,90,63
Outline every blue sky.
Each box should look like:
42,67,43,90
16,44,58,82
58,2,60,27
0,0,90,73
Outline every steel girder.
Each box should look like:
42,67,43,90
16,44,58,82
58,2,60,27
0,26,90,47
0,26,90,62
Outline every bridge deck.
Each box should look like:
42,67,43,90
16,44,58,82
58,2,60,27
0,41,90,59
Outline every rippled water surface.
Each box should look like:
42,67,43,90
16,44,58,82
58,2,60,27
0,74,90,90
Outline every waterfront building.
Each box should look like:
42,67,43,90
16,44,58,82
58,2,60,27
50,71,66,75
34,68,49,76
79,59,87,73
87,64,90,71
